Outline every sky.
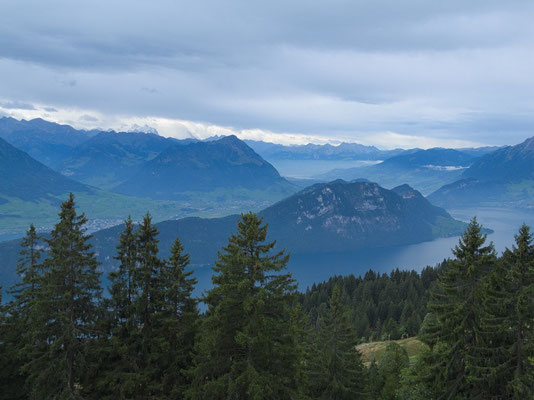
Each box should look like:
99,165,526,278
1,0,534,148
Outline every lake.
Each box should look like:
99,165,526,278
192,206,534,294
267,159,381,178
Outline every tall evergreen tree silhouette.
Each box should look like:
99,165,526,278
187,212,301,399
28,193,102,399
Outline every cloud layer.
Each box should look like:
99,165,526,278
1,0,533,147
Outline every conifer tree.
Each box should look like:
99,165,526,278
0,288,23,399
187,212,301,399
133,212,166,397
111,216,138,337
308,284,366,399
378,342,409,400
1,224,45,399
11,224,44,310
502,224,534,398
427,217,496,399
366,360,384,399
160,238,198,396
27,193,102,399
90,216,144,399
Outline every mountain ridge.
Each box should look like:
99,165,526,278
114,135,296,199
429,136,534,208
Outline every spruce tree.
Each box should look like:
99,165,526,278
111,216,139,337
0,288,25,399
187,212,301,399
27,193,102,399
160,238,198,396
1,224,45,399
378,342,409,400
90,216,144,399
427,217,496,399
308,284,366,399
502,224,534,398
10,224,44,310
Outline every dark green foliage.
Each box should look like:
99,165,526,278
404,218,534,399
299,266,440,343
27,193,102,399
0,224,47,399
495,224,534,398
3,196,534,399
187,213,302,399
3,224,45,398
88,216,199,399
377,342,409,400
159,238,198,396
366,360,384,399
308,284,366,399
425,217,497,398
396,346,439,400
89,216,144,399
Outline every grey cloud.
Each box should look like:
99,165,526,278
0,101,36,110
0,0,533,146
80,114,98,122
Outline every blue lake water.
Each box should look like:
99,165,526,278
192,206,534,295
268,159,380,178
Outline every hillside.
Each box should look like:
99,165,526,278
260,180,465,253
429,137,534,208
58,131,185,189
0,136,91,202
0,137,257,239
114,135,296,200
316,148,480,194
0,117,93,167
463,137,534,181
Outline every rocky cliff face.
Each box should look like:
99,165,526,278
260,180,464,252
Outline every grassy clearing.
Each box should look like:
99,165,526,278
356,337,428,366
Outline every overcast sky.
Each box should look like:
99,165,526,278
1,0,533,148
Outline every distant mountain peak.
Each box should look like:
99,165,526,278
114,134,294,199
127,124,159,135
519,136,534,151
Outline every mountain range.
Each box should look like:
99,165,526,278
0,117,95,166
316,148,483,194
429,137,534,208
57,130,186,189
0,120,299,238
114,135,295,200
0,135,211,239
244,139,408,161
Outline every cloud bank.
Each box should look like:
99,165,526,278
0,0,533,147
